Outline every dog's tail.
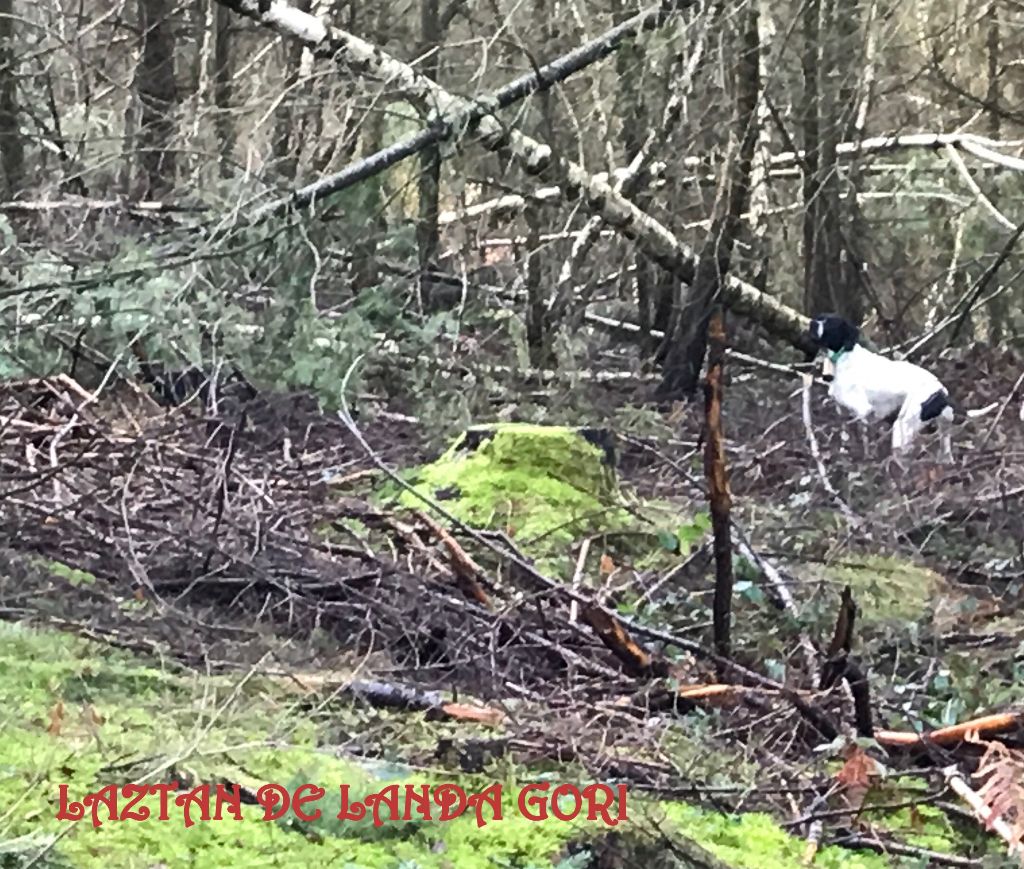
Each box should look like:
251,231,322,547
944,393,999,422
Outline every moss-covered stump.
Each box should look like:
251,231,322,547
392,424,630,553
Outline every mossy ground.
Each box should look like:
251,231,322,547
34,422,991,867
0,620,944,868
0,620,595,868
810,554,945,625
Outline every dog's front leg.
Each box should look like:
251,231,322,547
891,407,919,459
834,388,874,459
939,435,953,463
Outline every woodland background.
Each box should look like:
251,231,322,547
2,0,1024,404
1,1,1024,867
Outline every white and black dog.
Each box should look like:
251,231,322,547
807,314,957,461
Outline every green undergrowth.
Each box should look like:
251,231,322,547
0,620,961,868
657,804,880,869
862,775,1000,860
751,506,951,628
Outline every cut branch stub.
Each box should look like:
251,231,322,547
704,307,735,668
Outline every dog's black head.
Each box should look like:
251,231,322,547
807,314,859,354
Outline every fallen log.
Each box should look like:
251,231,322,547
215,0,815,351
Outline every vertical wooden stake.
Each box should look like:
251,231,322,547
704,305,734,670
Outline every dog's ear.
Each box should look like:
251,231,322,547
809,314,859,353
835,317,860,351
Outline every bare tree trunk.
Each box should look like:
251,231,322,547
800,0,823,315
613,16,658,356
984,0,1007,344
650,7,711,361
350,107,387,294
416,0,442,309
292,1,329,180
745,0,775,289
213,0,235,177
525,204,545,366
801,0,865,323
657,4,760,396
829,0,867,323
0,0,23,199
133,0,179,197
270,0,312,180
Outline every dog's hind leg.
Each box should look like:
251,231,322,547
937,406,954,463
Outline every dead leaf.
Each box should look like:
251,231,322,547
835,745,880,817
973,741,1024,853
83,704,105,729
440,702,505,726
47,699,64,736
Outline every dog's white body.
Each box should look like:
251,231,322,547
827,344,954,459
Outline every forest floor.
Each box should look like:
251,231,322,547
0,347,1022,868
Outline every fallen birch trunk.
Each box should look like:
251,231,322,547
215,0,816,351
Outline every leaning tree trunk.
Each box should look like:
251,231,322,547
132,0,179,197
0,0,23,199
657,3,760,397
216,0,816,352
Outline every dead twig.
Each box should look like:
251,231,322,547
800,373,860,525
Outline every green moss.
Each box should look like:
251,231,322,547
38,559,97,586
0,623,587,868
862,776,997,857
655,803,892,868
809,554,944,624
388,424,632,553
0,616,988,868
